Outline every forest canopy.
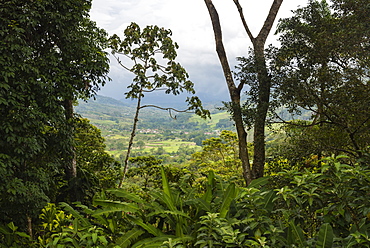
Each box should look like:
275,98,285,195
0,0,369,247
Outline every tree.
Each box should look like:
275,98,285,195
109,22,210,186
0,0,109,232
204,0,283,184
72,118,121,203
190,130,245,184
272,0,370,161
136,140,146,149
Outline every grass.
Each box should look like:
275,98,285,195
107,139,200,158
189,112,232,128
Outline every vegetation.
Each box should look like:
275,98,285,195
0,0,109,233
204,0,284,185
109,22,209,183
1,0,369,247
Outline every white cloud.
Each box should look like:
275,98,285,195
90,0,308,101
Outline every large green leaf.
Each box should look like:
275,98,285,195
187,198,211,212
316,223,333,248
147,210,190,219
161,166,174,203
127,215,164,237
262,190,276,212
131,236,176,248
92,199,140,215
59,202,90,227
150,190,177,212
248,176,271,188
106,189,145,204
288,221,305,247
219,183,236,218
115,228,145,248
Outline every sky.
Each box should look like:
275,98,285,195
90,0,308,103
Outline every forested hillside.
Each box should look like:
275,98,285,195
75,95,236,162
1,0,369,247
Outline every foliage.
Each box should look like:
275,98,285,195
0,0,109,230
2,156,370,247
0,222,31,248
189,130,245,186
72,118,121,202
109,22,209,183
272,0,370,160
108,22,209,119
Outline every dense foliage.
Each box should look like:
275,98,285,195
1,0,369,247
271,0,370,161
0,0,109,231
2,156,370,247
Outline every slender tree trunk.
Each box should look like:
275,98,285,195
27,214,33,239
63,99,78,201
119,94,142,187
204,0,252,185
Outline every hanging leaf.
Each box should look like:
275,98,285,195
316,223,333,248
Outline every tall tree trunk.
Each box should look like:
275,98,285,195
204,0,252,185
251,44,271,179
236,0,282,179
205,0,283,183
63,99,78,201
119,94,142,187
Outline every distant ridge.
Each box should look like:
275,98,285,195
88,95,129,107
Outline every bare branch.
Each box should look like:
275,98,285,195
142,88,168,93
233,0,255,41
272,113,331,127
139,104,196,119
112,53,131,71
139,104,192,113
257,0,283,43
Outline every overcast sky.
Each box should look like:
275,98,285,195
90,0,308,102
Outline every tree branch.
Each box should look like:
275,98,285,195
233,0,255,41
139,104,196,119
204,0,236,92
257,0,283,43
112,53,131,71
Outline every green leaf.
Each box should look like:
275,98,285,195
161,166,172,199
219,183,236,218
189,198,211,212
262,190,276,212
127,215,164,237
106,189,145,204
288,221,305,246
316,223,333,248
92,199,140,215
92,232,98,244
131,236,176,248
147,210,190,219
201,172,215,205
248,176,271,188
150,190,177,212
59,202,90,227
115,228,145,248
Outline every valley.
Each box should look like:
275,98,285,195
75,95,237,163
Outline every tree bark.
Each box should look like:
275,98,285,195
234,0,283,179
204,0,252,185
205,0,283,182
252,44,271,178
63,99,78,201
27,214,33,239
119,94,142,187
